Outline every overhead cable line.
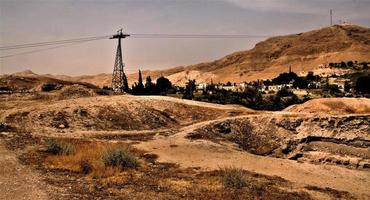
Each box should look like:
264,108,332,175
0,33,273,59
0,34,271,51
0,35,111,51
0,37,104,59
129,34,272,38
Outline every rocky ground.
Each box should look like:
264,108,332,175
0,94,369,199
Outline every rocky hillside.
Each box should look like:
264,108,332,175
164,24,370,84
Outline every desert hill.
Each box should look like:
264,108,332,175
164,24,370,85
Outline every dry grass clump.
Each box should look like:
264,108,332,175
102,146,140,169
44,140,139,178
221,167,247,189
45,139,75,155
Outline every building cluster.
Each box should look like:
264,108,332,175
194,70,353,96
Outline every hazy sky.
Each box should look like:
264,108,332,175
0,0,369,75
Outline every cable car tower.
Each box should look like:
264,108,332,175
110,29,130,92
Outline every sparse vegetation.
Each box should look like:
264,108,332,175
102,146,140,169
44,142,134,178
221,167,247,189
45,139,75,155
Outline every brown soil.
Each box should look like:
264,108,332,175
1,93,369,199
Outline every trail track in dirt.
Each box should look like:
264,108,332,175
0,140,48,200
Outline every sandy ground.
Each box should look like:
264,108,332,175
135,115,370,199
0,140,48,200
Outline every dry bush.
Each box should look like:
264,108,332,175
221,167,247,189
45,139,75,155
102,146,140,169
44,141,137,178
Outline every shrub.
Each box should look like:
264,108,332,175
41,83,58,92
277,88,294,97
80,160,92,174
221,167,247,189
102,146,140,169
95,89,111,95
45,139,75,155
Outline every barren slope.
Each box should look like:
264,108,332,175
284,97,370,115
0,74,98,92
0,95,253,134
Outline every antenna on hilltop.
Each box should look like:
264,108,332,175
330,9,333,26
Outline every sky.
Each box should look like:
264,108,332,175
0,0,369,76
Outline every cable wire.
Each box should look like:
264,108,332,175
130,34,272,38
0,33,273,58
0,33,271,51
0,37,104,59
0,35,112,51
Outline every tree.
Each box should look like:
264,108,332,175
355,75,370,94
362,62,369,70
306,72,319,81
137,70,144,89
144,76,155,94
131,70,146,95
323,84,342,96
183,79,196,99
42,83,58,92
156,76,172,95
347,61,354,68
277,88,294,97
241,87,263,109
272,72,298,84
293,77,308,89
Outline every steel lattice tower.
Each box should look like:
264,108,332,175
110,29,130,92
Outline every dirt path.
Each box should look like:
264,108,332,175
135,117,370,199
0,140,48,200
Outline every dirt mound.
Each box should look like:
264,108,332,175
58,85,96,98
188,113,370,169
284,98,370,114
0,95,253,134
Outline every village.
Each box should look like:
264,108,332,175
191,61,369,98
